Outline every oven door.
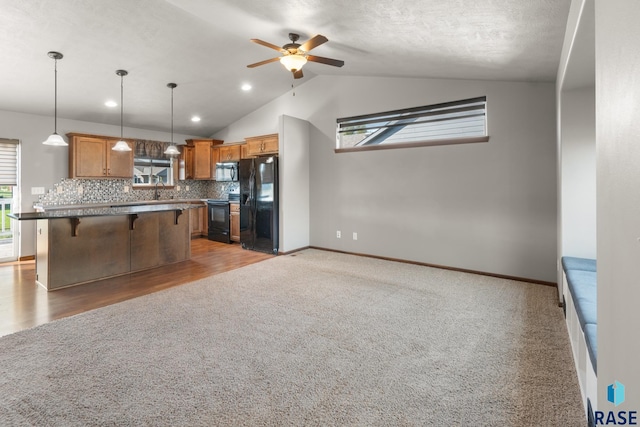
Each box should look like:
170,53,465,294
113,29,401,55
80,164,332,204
207,201,230,243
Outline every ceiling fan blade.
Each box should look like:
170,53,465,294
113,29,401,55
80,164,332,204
247,57,281,68
307,55,345,67
299,34,328,52
250,39,286,53
293,69,303,79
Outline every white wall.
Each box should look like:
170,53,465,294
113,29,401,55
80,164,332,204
560,87,596,259
215,75,558,282
0,109,200,257
278,115,310,253
596,0,640,412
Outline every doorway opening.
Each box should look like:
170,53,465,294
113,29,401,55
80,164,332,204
0,139,19,263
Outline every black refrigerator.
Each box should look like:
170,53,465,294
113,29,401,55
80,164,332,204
239,156,279,254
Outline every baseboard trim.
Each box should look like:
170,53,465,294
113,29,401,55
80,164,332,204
279,246,310,256
308,246,557,287
19,255,35,262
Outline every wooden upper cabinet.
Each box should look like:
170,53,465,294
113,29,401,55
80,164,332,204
185,139,223,180
180,145,194,180
68,133,133,179
211,147,220,166
218,144,242,162
245,134,279,157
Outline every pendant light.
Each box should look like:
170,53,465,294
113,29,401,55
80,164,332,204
164,83,180,156
112,70,132,152
42,51,68,146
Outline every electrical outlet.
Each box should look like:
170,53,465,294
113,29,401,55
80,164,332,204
176,185,181,191
31,187,44,195
77,185,83,194
336,230,341,238
56,186,63,194
353,232,358,240
123,186,130,193
185,185,190,191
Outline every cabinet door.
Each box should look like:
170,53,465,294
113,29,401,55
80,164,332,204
219,145,241,162
245,134,279,156
72,136,107,178
230,203,240,242
181,146,194,180
201,206,208,236
261,136,279,154
211,147,220,167
193,140,212,179
190,206,203,237
240,143,251,159
106,140,133,178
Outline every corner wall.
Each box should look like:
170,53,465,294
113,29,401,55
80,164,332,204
215,75,558,282
595,0,640,412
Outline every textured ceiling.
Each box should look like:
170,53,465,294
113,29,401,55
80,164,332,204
0,0,571,138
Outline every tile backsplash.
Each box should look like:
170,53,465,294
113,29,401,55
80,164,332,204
36,178,239,207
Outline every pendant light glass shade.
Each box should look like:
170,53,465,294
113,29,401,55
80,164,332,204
164,83,180,156
112,70,131,152
43,51,68,146
112,140,132,151
164,145,180,156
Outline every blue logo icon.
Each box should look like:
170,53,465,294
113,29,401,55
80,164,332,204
608,381,626,407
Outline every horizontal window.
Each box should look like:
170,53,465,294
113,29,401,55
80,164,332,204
336,96,488,152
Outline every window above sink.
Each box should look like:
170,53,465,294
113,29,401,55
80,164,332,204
133,140,178,188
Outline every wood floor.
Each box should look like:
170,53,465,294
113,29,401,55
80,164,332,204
0,239,273,337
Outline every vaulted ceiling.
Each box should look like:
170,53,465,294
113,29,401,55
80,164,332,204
0,0,571,137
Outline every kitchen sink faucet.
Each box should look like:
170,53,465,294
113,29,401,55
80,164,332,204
154,176,165,200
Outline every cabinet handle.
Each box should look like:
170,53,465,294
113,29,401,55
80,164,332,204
103,168,106,175
107,169,111,175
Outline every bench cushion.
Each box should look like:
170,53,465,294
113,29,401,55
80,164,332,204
561,256,596,273
584,323,598,375
566,269,597,329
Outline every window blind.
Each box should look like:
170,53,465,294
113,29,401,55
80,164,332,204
0,139,18,186
336,96,487,150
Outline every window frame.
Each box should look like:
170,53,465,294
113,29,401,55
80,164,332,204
335,96,489,153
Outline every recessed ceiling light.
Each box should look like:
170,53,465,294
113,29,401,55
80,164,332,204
105,100,117,107
191,116,201,122
241,83,252,91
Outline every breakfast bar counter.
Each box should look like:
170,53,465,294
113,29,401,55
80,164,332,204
10,202,203,290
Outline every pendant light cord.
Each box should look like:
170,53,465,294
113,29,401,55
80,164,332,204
53,57,58,134
120,74,124,139
170,86,174,144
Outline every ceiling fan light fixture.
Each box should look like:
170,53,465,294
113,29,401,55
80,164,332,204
280,54,307,72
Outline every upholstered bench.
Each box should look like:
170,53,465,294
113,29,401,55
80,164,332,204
565,269,597,331
561,256,597,418
562,256,597,273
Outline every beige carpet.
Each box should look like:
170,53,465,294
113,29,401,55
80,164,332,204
0,249,584,426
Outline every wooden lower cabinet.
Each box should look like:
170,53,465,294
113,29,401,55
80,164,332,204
230,202,240,242
190,205,208,238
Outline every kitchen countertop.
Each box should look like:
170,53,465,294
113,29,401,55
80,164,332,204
10,201,204,221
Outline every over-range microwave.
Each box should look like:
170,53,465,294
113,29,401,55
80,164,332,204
215,162,238,182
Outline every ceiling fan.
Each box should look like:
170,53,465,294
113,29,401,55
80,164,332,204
247,33,344,79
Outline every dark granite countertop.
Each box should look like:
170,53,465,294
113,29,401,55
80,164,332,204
9,202,203,221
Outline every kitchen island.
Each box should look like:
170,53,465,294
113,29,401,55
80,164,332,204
10,202,203,290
